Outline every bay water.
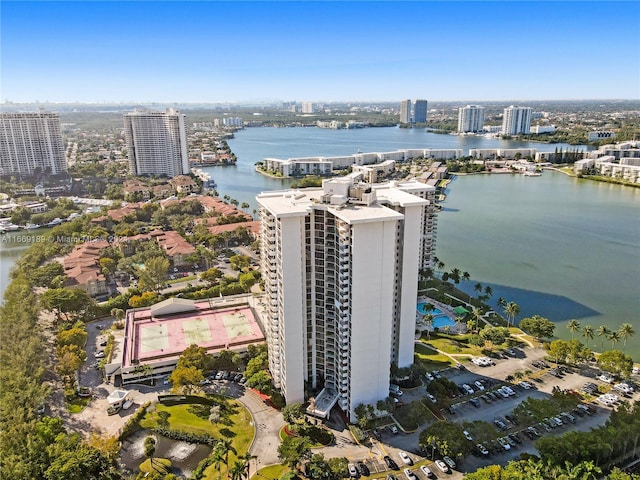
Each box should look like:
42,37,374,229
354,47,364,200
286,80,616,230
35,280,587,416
1,126,637,358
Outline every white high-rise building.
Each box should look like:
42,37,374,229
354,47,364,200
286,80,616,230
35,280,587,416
0,111,66,177
502,105,532,135
257,177,436,420
123,108,189,177
301,102,314,114
399,100,411,124
457,105,485,133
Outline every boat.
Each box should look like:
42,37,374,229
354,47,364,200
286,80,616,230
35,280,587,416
0,222,20,231
523,171,542,177
24,223,42,230
47,217,63,226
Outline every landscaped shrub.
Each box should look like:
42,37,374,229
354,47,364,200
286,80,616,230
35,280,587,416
153,427,217,446
119,401,151,440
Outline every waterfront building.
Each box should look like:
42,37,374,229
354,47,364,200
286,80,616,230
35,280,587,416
531,125,556,134
457,105,485,133
501,105,532,135
257,177,436,419
0,110,66,177
588,131,616,142
261,148,462,177
399,99,411,124
302,102,315,114
123,108,189,177
413,99,428,123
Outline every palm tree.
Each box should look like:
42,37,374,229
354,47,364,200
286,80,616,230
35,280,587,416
424,314,434,339
462,271,471,282
582,324,595,343
484,285,493,300
239,451,257,480
608,330,622,349
212,443,226,480
619,323,635,351
230,460,247,480
143,436,156,469
217,438,237,479
596,325,611,352
504,302,520,328
474,282,483,296
471,306,484,334
497,297,507,310
567,319,581,340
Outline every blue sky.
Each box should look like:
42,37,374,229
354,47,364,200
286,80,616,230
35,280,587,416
1,1,639,103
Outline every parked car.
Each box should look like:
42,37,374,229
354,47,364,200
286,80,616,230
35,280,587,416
357,462,370,477
348,464,359,478
384,456,399,470
476,443,489,456
420,465,435,478
424,372,434,381
390,425,399,434
462,384,475,395
434,460,450,474
469,398,481,408
442,456,456,470
519,381,533,390
597,373,615,384
426,393,437,403
474,380,485,391
94,351,105,358
404,469,417,480
497,437,511,450
463,430,473,441
508,433,522,444
398,451,413,465
494,419,507,430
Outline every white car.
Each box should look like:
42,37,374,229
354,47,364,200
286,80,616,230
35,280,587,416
498,437,511,450
614,383,634,394
404,469,417,480
425,372,434,381
462,384,474,395
348,464,358,478
597,373,614,384
434,460,449,473
390,425,399,434
496,387,510,398
503,386,516,396
519,381,533,390
94,351,105,358
399,451,413,465
426,393,437,403
463,430,473,441
420,466,435,478
474,380,485,391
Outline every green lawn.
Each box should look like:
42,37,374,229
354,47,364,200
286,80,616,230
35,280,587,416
423,334,484,356
252,464,289,480
414,343,455,370
139,396,254,480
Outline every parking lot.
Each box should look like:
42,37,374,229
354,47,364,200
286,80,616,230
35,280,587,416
335,343,638,478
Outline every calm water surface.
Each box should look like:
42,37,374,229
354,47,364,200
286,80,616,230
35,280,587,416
2,127,637,357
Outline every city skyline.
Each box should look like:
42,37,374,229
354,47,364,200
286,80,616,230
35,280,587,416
2,1,639,104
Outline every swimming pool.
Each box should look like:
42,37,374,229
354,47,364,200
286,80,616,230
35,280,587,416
417,303,444,316
417,302,457,329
